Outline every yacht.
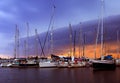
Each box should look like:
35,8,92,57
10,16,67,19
92,0,116,70
8,58,39,68
0,62,11,67
92,60,116,70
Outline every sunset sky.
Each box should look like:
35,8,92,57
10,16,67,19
0,0,120,58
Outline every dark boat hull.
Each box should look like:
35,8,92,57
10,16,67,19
19,64,39,67
10,64,39,68
92,62,116,70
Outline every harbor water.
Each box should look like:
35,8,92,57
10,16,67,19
0,67,120,83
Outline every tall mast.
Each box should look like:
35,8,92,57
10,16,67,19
35,29,45,57
26,22,29,57
17,26,19,58
69,23,73,57
40,2,56,57
117,30,119,59
35,31,38,57
49,2,56,56
83,32,86,57
14,25,19,58
94,17,100,59
101,0,104,57
14,25,17,58
73,31,76,57
79,22,82,58
24,40,27,58
80,27,83,57
50,26,54,54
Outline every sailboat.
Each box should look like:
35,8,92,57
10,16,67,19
38,1,58,68
35,29,57,68
66,24,86,68
8,23,39,68
36,3,58,68
92,0,116,70
57,24,73,68
0,25,19,67
0,60,11,67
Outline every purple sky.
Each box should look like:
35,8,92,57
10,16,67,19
0,0,120,57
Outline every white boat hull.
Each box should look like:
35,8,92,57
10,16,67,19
39,62,57,68
0,62,11,67
69,62,86,68
116,59,120,66
57,62,68,68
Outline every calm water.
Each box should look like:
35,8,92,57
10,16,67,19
0,67,120,83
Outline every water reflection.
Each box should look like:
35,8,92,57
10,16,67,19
0,68,120,83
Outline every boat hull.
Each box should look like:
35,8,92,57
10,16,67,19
9,63,39,68
57,62,68,68
92,61,116,70
39,62,57,68
68,62,86,68
116,59,120,67
0,62,11,67
19,64,39,67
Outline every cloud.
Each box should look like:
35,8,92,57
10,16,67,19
0,11,14,19
0,33,14,57
0,0,120,58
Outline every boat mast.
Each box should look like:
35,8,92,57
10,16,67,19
17,27,19,58
40,1,56,57
50,26,54,55
35,30,38,57
73,31,76,57
35,29,45,57
26,23,29,57
14,25,17,58
79,22,82,58
94,17,100,59
117,30,119,59
83,32,86,57
50,0,56,56
24,40,27,58
101,0,104,58
14,25,19,58
69,23,73,57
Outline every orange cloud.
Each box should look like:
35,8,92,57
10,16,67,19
52,41,120,59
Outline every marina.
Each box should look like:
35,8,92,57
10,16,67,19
0,0,119,70
0,0,120,83
0,56,120,69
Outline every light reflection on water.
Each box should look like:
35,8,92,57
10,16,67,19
0,67,120,83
